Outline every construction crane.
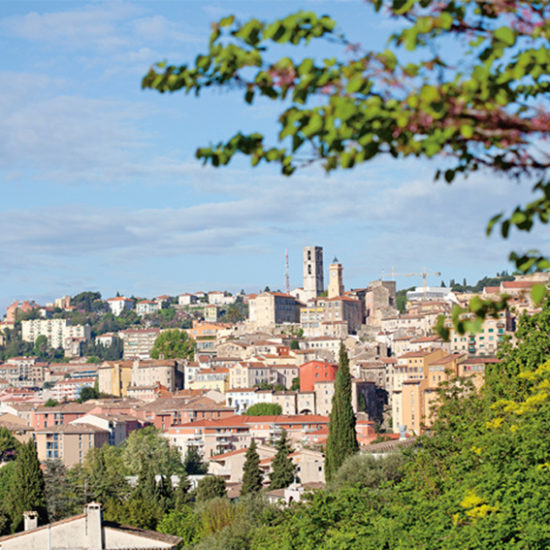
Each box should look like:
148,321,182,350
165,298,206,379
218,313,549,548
381,267,441,299
285,249,290,294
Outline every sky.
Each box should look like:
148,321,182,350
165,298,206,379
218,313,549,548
0,0,547,312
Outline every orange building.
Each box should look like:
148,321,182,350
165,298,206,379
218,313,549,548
299,360,338,392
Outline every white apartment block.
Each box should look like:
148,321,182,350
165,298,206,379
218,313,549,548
106,297,134,316
136,300,160,316
21,319,91,350
120,328,160,359
208,291,236,305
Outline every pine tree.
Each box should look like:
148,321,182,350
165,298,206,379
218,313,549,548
173,470,191,509
183,446,207,475
9,440,47,532
241,439,263,495
269,430,295,489
324,344,359,481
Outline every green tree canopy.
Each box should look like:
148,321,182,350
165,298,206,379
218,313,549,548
150,329,195,360
325,344,359,481
8,440,47,532
183,446,208,476
0,427,20,462
78,385,99,403
246,403,282,416
195,476,227,502
241,440,263,496
122,426,184,476
269,430,295,489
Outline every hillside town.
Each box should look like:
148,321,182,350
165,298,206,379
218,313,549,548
0,246,547,498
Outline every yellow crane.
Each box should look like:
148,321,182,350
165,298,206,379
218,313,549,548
381,267,442,299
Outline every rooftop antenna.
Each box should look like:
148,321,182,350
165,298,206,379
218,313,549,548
285,249,290,294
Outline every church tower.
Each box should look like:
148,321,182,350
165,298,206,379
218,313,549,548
303,246,324,301
328,258,344,298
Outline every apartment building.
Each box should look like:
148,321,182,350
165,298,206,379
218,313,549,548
52,377,96,402
120,328,159,359
450,310,512,356
248,292,301,327
390,349,446,433
34,423,109,466
21,319,91,350
31,402,96,430
189,368,229,392
229,362,273,389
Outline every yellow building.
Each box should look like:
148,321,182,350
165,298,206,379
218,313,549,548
98,360,133,397
189,368,229,393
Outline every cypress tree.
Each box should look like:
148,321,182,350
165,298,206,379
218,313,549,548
269,430,295,489
325,343,359,481
9,440,47,532
241,439,263,495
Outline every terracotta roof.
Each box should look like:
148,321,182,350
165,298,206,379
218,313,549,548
502,281,536,289
459,356,500,364
398,351,433,359
35,402,96,413
36,423,108,434
410,335,441,343
484,286,500,293
210,448,247,460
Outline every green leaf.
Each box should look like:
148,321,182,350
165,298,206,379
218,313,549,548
460,125,474,138
219,15,235,27
493,26,516,47
347,75,365,94
531,284,546,306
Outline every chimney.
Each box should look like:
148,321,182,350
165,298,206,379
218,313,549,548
23,511,38,531
86,502,104,550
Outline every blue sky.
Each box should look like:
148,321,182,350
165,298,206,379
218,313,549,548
0,0,546,312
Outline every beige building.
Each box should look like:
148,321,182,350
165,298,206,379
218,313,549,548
362,280,397,326
98,361,132,397
229,361,272,389
130,359,179,392
208,444,278,483
301,297,362,337
35,423,109,467
390,349,446,433
249,292,301,327
98,358,180,396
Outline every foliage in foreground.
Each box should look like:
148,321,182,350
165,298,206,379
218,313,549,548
249,303,550,549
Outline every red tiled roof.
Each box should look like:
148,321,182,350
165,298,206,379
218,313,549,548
502,281,536,289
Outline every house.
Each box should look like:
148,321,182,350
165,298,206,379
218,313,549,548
178,293,197,306
208,444,278,483
136,300,160,316
0,503,180,549
106,297,134,316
